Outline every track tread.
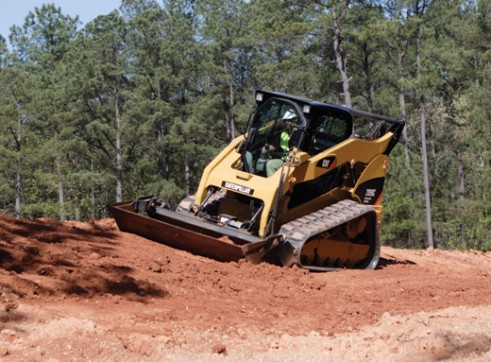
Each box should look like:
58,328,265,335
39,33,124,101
278,199,378,270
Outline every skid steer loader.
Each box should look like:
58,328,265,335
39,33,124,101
108,90,405,271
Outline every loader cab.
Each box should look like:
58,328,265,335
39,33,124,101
241,90,356,174
305,107,354,155
242,94,307,176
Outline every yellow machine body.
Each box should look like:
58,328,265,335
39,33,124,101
109,90,404,271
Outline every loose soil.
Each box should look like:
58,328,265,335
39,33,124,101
0,213,490,361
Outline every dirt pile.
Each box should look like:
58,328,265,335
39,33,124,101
0,213,490,361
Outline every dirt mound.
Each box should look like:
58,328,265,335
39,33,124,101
0,213,490,361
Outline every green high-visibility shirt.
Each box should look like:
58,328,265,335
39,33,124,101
280,131,290,159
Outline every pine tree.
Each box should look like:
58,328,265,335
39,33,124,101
8,4,79,220
76,11,133,204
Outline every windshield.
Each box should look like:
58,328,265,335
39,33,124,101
242,98,305,176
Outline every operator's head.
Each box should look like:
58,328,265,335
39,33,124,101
283,110,299,133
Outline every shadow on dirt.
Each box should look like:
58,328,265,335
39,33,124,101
378,257,416,269
431,332,491,361
0,310,28,324
0,213,168,301
106,275,166,297
0,249,15,264
3,217,118,245
0,215,118,271
64,275,168,299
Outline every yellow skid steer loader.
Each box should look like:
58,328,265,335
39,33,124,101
108,90,405,270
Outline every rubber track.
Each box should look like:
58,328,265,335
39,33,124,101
278,199,377,268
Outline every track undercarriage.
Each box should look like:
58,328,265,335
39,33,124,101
277,200,379,271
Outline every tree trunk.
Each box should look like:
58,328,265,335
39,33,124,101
115,86,123,202
223,56,235,141
10,122,22,219
457,158,466,247
332,12,352,108
362,43,373,112
184,154,191,196
15,152,21,219
416,27,434,249
90,137,96,219
458,161,465,201
56,156,66,221
397,50,410,168
419,97,434,248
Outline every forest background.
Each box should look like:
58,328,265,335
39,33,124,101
0,0,490,251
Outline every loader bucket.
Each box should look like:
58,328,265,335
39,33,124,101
107,201,274,263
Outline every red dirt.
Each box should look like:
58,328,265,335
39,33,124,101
0,213,490,361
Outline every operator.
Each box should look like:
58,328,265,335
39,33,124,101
263,111,298,177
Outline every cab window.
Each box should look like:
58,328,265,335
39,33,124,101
309,113,352,155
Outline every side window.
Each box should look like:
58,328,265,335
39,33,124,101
310,114,352,154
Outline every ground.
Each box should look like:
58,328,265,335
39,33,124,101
0,213,490,361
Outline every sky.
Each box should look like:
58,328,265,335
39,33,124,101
0,0,122,43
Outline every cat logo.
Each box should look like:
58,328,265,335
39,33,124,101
317,156,336,170
221,181,254,195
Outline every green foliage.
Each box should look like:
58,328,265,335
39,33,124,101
0,0,490,251
382,147,426,248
